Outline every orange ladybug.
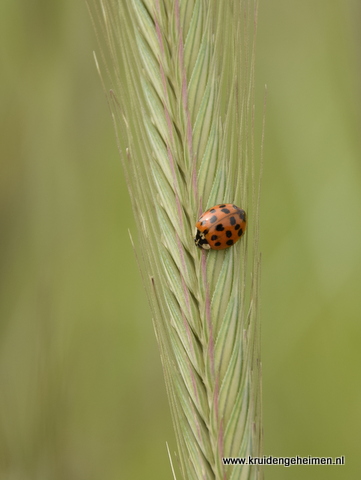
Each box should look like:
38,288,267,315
194,204,247,250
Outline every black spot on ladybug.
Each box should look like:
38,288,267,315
226,239,234,246
215,224,224,231
221,208,230,214
210,208,216,213
230,216,236,226
211,235,218,241
237,228,243,237
219,204,226,208
226,230,232,238
234,224,240,230
232,204,238,209
210,215,217,223
203,229,209,235
201,221,206,226
215,242,221,247
238,210,246,222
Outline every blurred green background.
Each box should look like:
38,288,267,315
1,1,360,479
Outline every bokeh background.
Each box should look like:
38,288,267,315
1,1,360,479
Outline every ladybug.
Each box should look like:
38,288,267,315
194,203,247,250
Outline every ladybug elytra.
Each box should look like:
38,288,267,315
194,203,247,250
